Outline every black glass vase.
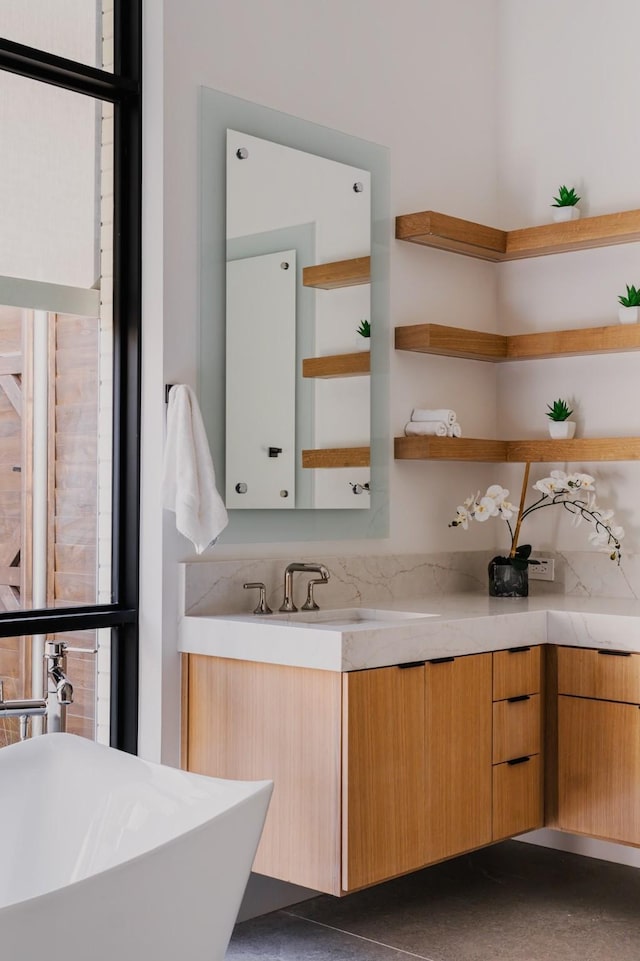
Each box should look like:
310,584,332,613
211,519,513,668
488,556,528,598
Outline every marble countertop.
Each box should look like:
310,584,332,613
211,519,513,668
178,593,640,672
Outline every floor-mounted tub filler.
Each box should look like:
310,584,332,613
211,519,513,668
0,733,272,960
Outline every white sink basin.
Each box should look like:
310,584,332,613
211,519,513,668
272,607,435,626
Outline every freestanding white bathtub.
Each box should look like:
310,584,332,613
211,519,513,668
0,733,272,960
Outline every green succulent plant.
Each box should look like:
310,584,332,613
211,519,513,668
551,185,580,207
357,319,371,338
546,398,574,422
618,284,640,308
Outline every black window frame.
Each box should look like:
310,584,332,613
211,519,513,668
0,1,142,754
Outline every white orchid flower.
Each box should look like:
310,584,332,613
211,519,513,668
474,496,499,521
567,472,595,490
499,500,517,521
453,507,470,530
486,485,509,502
588,529,611,547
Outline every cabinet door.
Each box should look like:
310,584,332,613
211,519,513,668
424,654,492,863
558,694,640,845
342,663,426,891
187,655,343,895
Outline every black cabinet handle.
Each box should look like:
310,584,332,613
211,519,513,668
508,646,531,654
507,694,531,703
398,660,426,670
507,755,532,766
598,649,632,657
429,656,455,664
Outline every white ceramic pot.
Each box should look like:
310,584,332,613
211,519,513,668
548,420,576,439
618,305,639,325
551,206,580,223
355,335,370,352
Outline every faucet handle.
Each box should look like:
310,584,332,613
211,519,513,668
301,575,330,612
243,582,273,616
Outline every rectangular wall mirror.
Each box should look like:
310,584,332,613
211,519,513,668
199,87,389,543
226,130,371,511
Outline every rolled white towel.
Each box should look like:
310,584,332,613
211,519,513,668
404,420,448,437
411,408,456,426
447,422,462,437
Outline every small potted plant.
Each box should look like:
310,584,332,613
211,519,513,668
356,318,371,351
546,398,575,439
551,185,581,223
618,284,640,325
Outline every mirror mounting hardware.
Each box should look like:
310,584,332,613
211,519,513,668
268,447,283,458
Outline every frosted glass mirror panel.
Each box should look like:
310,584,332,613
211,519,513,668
226,250,296,508
226,129,371,510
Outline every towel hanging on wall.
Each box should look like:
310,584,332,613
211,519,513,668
161,384,228,553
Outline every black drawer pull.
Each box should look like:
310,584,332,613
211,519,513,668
398,660,426,670
598,650,632,657
507,694,531,703
508,646,531,654
507,755,532,766
429,656,455,664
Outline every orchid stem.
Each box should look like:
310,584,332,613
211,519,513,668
509,462,531,557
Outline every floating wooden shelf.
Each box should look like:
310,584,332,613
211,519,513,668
395,209,640,262
302,256,371,289
302,446,370,469
394,436,640,463
394,437,509,462
303,352,370,378
395,322,640,362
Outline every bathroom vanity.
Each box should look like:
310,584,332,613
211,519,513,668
180,596,640,895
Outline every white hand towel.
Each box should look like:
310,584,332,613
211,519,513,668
162,385,228,553
411,408,457,426
447,422,462,437
404,420,448,437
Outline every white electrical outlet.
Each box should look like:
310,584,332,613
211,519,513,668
529,557,555,581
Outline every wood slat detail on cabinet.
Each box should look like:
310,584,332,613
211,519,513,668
493,646,541,701
395,323,507,361
303,352,370,378
396,208,640,261
342,664,426,891
557,695,640,845
186,656,343,895
424,654,492,863
506,209,640,260
506,437,640,463
394,322,640,362
395,211,507,261
557,646,640,703
493,755,543,841
493,695,541,764
302,256,371,289
394,436,509,462
302,446,370,469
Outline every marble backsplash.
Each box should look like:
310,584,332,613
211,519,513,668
182,549,640,616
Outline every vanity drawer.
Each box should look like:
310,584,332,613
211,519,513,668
557,646,640,703
493,694,541,764
493,646,541,701
492,754,543,841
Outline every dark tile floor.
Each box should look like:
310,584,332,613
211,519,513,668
226,841,640,961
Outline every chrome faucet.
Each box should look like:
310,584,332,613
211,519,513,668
0,640,75,739
279,562,330,612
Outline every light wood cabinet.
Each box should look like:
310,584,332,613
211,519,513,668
557,645,640,703
424,654,492,862
184,651,499,894
342,664,426,891
493,645,541,700
557,694,640,845
493,755,543,840
493,694,541,764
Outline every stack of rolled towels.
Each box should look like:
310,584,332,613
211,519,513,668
404,408,462,437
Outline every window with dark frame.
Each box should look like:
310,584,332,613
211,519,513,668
0,2,141,753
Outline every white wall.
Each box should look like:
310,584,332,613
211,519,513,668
496,0,640,558
140,0,502,765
